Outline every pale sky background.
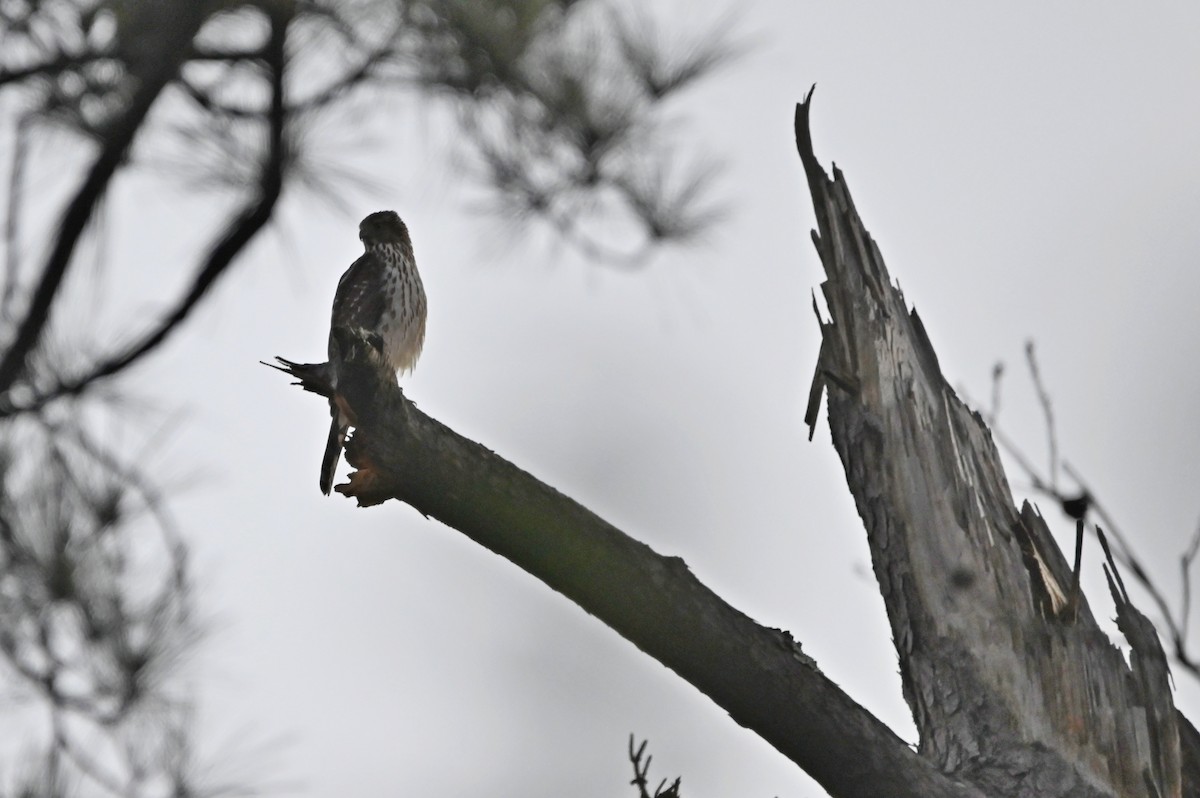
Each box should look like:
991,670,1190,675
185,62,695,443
17,1,1200,796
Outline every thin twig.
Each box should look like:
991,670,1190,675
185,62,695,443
629,735,652,798
627,736,681,798
1181,521,1200,649
1069,519,1084,622
968,367,1200,680
1024,341,1058,490
988,362,1003,425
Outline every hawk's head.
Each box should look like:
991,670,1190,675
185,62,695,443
359,210,410,249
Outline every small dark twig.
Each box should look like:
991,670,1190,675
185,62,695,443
1096,527,1130,606
629,736,651,798
628,736,682,798
1180,521,1200,649
988,361,1004,425
1067,519,1084,622
971,354,1200,681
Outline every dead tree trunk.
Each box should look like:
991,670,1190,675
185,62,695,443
271,89,1200,798
796,88,1183,798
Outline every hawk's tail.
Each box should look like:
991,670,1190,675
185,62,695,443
320,414,345,495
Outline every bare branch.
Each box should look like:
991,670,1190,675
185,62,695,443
987,360,1003,423
1062,460,1200,680
1181,522,1200,648
1024,341,1059,489
971,356,1200,682
0,7,290,418
0,8,209,395
628,736,682,798
269,329,985,798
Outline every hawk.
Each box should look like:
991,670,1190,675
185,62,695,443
321,210,427,494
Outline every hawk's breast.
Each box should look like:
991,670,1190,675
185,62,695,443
377,244,426,374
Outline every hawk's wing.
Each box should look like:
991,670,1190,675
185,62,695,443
329,251,387,359
322,251,387,494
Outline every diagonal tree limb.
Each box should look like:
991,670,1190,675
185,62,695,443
269,329,985,798
0,7,290,418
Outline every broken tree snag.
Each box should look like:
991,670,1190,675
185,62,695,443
794,88,1181,798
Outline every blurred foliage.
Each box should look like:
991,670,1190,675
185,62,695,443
0,411,202,795
2,0,733,266
0,0,734,793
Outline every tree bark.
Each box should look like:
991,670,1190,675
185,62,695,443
796,87,1180,798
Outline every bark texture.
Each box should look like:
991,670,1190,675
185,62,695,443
795,89,1180,798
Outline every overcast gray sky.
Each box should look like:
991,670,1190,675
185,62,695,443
45,1,1200,795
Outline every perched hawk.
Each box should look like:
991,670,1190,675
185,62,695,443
321,210,427,494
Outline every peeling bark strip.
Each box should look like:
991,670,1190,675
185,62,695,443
795,88,1181,798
